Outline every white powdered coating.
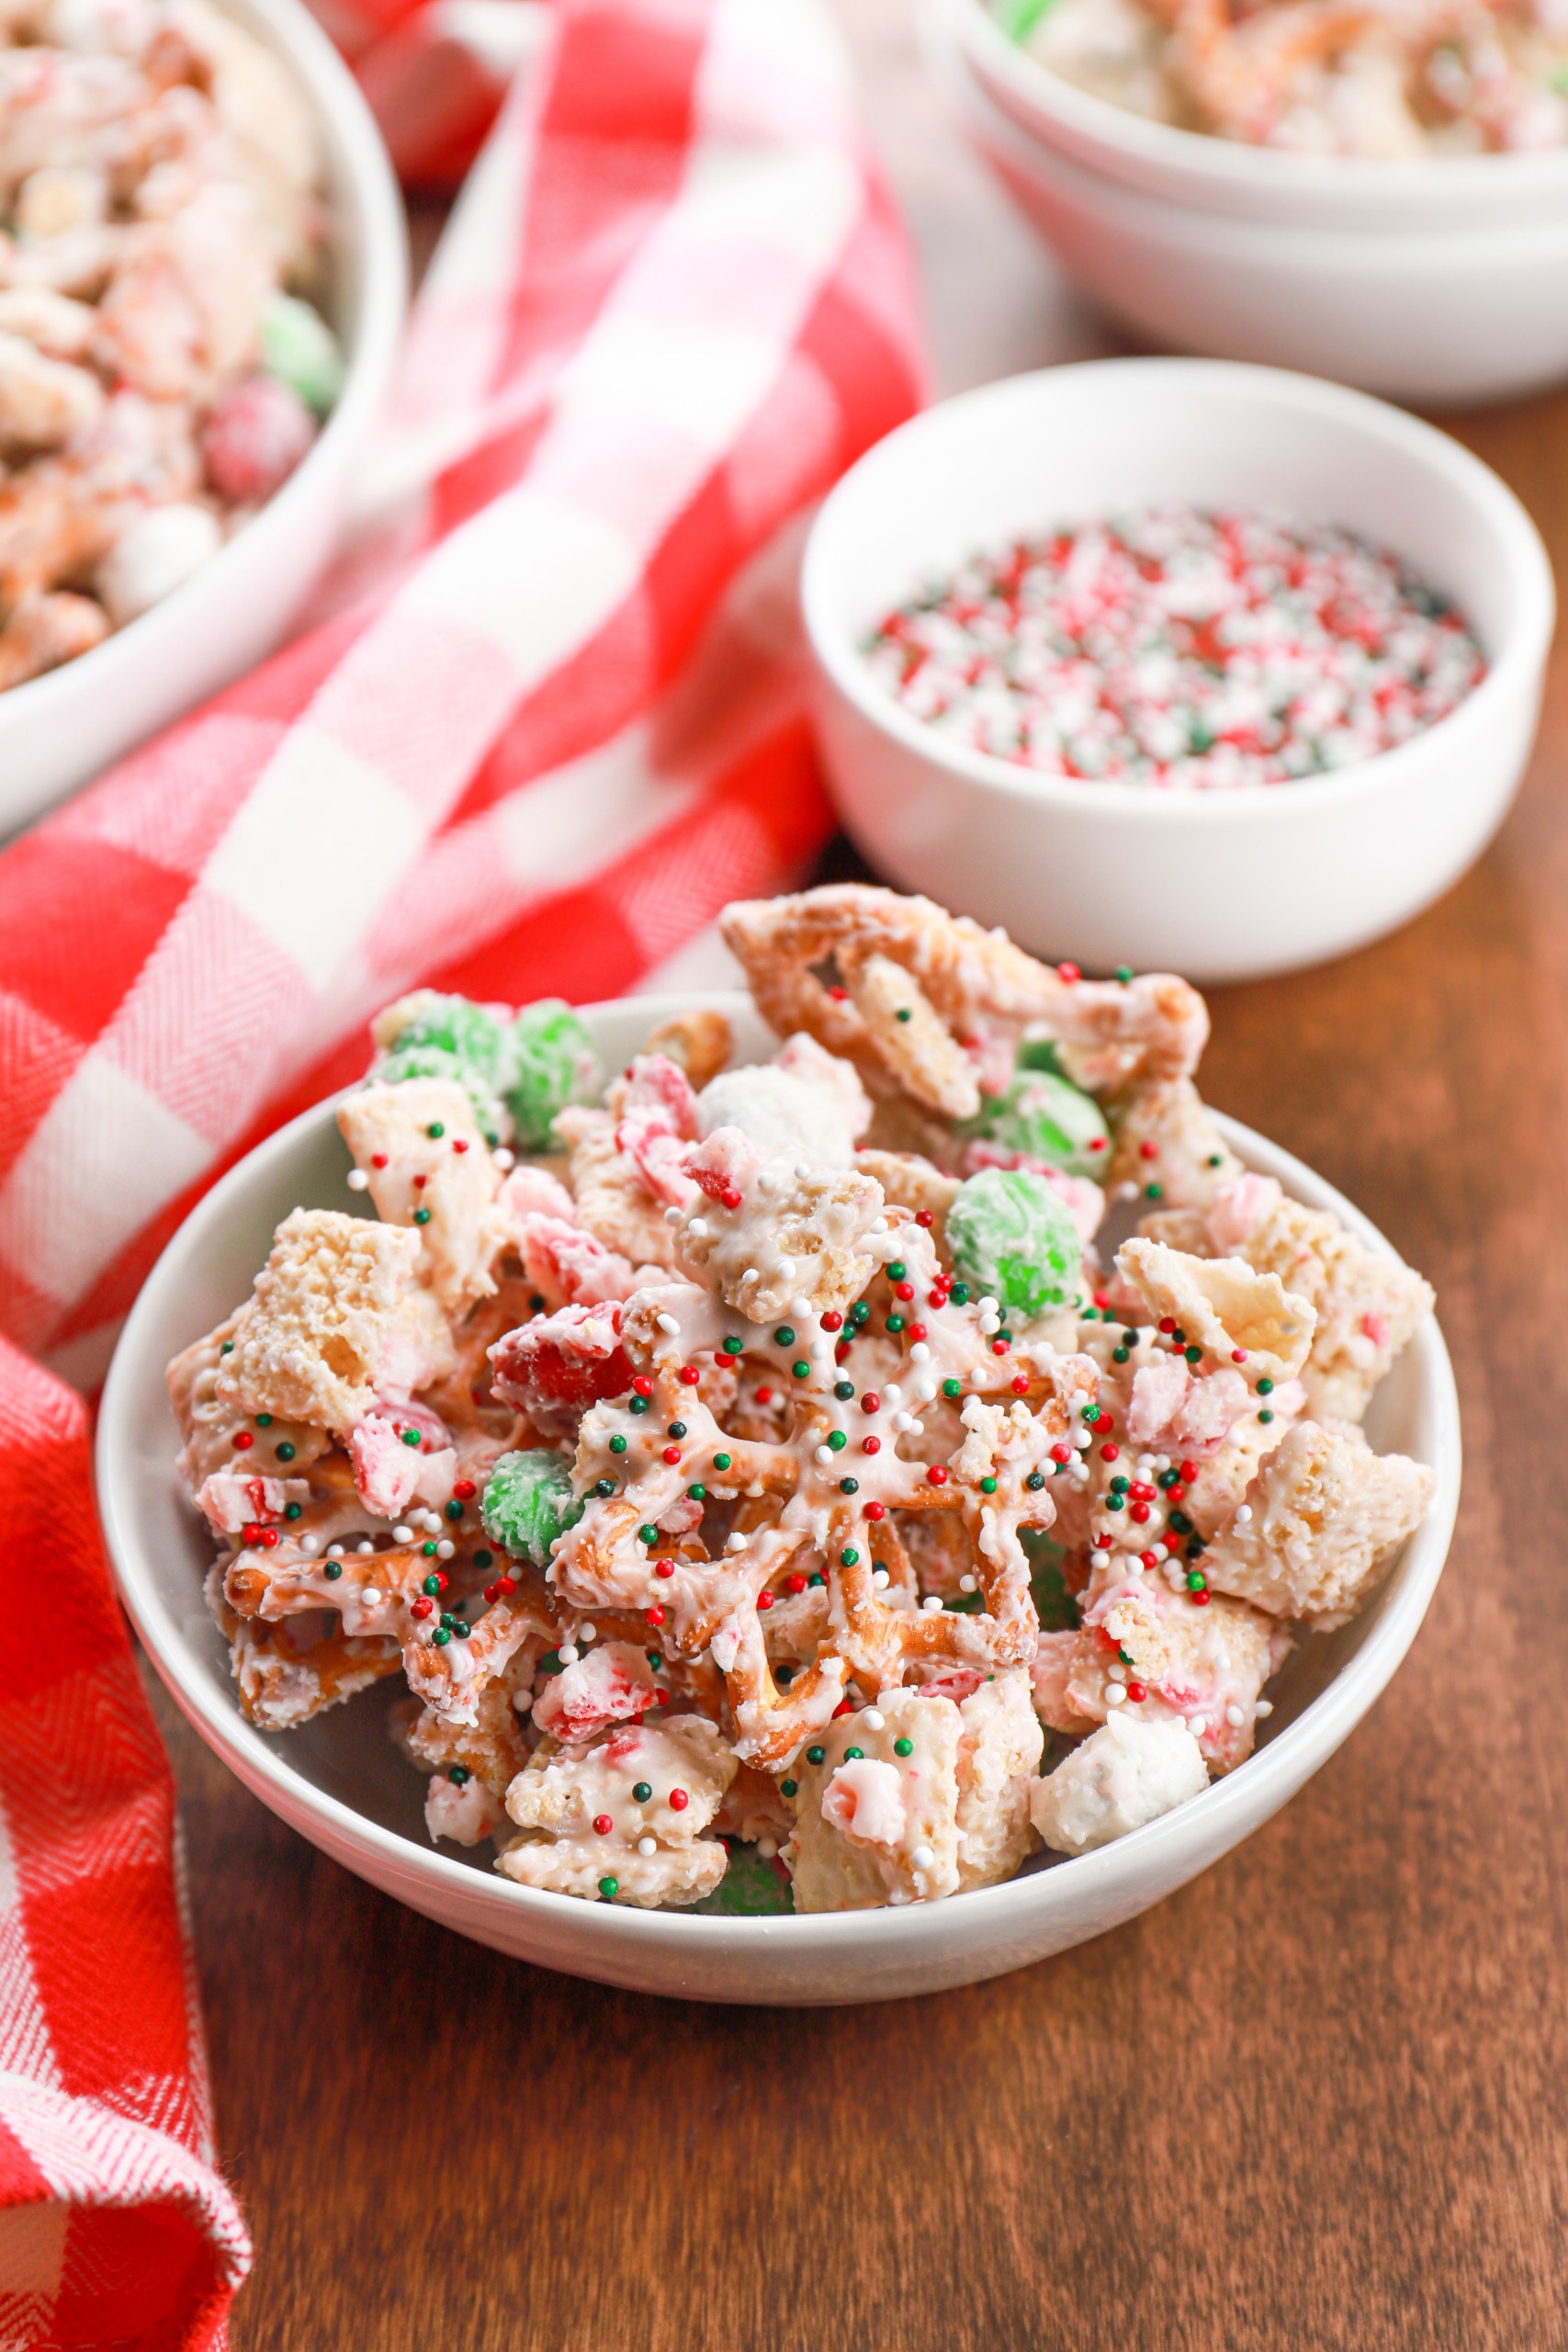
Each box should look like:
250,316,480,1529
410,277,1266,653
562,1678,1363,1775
1031,1713,1208,1855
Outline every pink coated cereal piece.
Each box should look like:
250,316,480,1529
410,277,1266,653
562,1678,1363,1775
531,1641,659,1745
197,1470,310,1533
1205,1173,1283,1254
350,1412,423,1518
201,373,316,504
516,1212,640,1308
615,1054,700,1206
680,1124,758,1203
499,1165,576,1224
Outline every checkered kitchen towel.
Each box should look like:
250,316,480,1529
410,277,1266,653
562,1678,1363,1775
0,0,923,2338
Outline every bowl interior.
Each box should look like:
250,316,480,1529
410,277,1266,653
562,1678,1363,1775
98,990,1459,1979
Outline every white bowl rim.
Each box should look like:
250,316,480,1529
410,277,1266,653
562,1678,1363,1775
946,0,1568,198
800,356,1556,831
97,990,1462,1973
0,0,408,740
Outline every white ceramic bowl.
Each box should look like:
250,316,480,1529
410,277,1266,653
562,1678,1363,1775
927,0,1568,406
0,0,407,840
97,990,1460,2007
801,359,1552,982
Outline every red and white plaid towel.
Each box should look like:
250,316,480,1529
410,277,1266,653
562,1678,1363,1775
0,0,922,2338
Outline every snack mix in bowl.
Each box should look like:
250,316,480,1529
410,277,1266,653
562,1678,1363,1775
167,888,1437,1916
0,0,341,691
1000,0,1568,153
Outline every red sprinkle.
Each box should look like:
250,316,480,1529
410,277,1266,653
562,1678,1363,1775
1057,962,1081,982
863,1436,881,1454
863,1501,886,1521
908,1323,928,1342
757,1590,773,1610
1158,1317,1177,1335
412,1173,427,1189
231,1431,253,1451
926,1465,949,1487
646,1605,667,1626
453,1139,468,1153
786,1573,807,1594
655,1561,674,1579
754,1386,773,1405
1179,1460,1199,1481
893,1282,914,1302
372,1152,388,1169
410,1597,434,1619
1232,1349,1247,1363
669,1788,689,1812
832,1699,853,1718
1100,1442,1120,1461
915,1210,933,1227
862,1393,881,1414
820,1311,843,1332
453,1479,477,1499
594,1815,613,1836
1191,1590,1210,1607
1092,1290,1111,1309
720,1188,742,1210
1011,1374,1030,1395
679,1366,701,1385
1126,1680,1147,1703
992,1339,1010,1356
662,1447,682,1465
632,1375,653,1397
1138,1142,1158,1161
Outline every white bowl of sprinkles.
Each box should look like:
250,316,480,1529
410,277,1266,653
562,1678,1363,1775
97,988,1460,2007
801,358,1553,983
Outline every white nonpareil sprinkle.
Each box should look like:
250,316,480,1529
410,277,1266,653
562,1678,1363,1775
663,1205,682,1226
873,1568,890,1589
959,1574,976,1592
1104,1684,1126,1706
327,1544,344,1559
581,1623,596,1643
794,1163,811,1180
883,1383,903,1405
392,1525,413,1544
911,1845,934,1871
492,1148,514,1171
921,1594,943,1613
513,1690,533,1714
775,1258,795,1280
637,1836,657,1857
1089,1548,1111,1569
345,1168,369,1191
1225,1704,1247,1727
916,1376,938,1401
726,1532,749,1553
758,1837,778,1860
978,1295,999,1313
909,1342,931,1363
656,1312,681,1333
815,1445,835,1467
863,1709,886,1731
687,1217,708,1239
894,1411,914,1433
558,1643,580,1665
1256,1700,1274,1717
1190,1716,1207,1736
435,1539,456,1561
356,1541,373,1556
1235,1504,1254,1522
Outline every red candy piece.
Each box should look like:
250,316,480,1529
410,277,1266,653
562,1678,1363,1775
489,1303,632,1430
201,373,317,503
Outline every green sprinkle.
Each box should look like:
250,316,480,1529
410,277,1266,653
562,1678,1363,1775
980,1476,998,1494
628,1396,649,1416
781,1779,798,1798
593,1479,615,1498
808,1572,825,1588
895,1008,912,1023
432,1628,451,1646
220,1340,233,1353
413,1206,432,1225
886,1261,907,1282
647,1651,662,1669
633,1781,653,1802
400,1429,422,1449
722,1336,744,1356
598,1876,618,1901
894,1736,913,1758
1105,1493,1125,1510
255,1413,273,1428
713,1453,732,1472
610,1435,627,1454
422,1541,437,1557
886,1315,905,1334
1025,1471,1045,1490
275,1442,296,1462
1258,1408,1275,1423
453,1621,470,1639
1113,1347,1130,1363
1145,1183,1163,1202
773,1326,796,1347
426,1121,445,1139
793,1362,811,1380
444,1498,464,1521
1207,1153,1224,1168
423,1574,442,1596
1115,966,1134,984
323,1561,343,1580
942,1377,962,1399
1184,1344,1201,1364
1257,1377,1275,1396
687,1484,707,1502
834,1380,855,1400
1187,1571,1207,1591
951,1283,970,1305
840,1546,860,1566
807,1746,826,1765
283,1502,302,1521
840,1477,859,1495
448,1763,469,1783
844,1746,865,1761
827,1430,847,1453
668,1422,688,1440
638,1524,660,1545
474,1550,493,1568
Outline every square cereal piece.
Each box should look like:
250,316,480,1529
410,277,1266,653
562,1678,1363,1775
954,1668,1044,1891
677,1159,886,1322
214,1208,453,1430
496,1715,735,1908
339,1078,511,1319
785,1686,962,1911
1200,1419,1436,1630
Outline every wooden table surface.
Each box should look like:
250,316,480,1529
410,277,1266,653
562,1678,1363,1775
141,6,1568,2344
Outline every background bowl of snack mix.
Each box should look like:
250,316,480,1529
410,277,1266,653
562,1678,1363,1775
801,358,1552,982
0,0,407,835
96,988,1461,2006
924,0,1568,404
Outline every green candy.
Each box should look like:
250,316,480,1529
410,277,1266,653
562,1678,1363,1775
259,292,344,415
480,1451,584,1567
507,999,599,1151
691,1847,795,1918
947,1168,1080,1321
962,1070,1110,1182
373,993,518,1140
994,0,1061,40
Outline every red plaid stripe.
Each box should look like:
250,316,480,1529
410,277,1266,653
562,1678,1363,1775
0,0,922,2336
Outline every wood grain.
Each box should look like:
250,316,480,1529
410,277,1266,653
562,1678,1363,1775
139,8,1568,2343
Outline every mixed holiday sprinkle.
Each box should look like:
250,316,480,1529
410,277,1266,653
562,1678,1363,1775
863,506,1484,790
